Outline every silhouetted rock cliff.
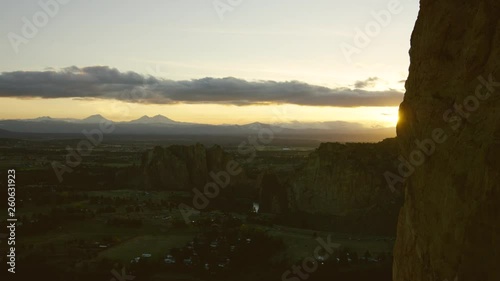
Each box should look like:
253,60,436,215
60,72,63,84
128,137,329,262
394,1,500,280
289,138,400,214
257,173,289,214
258,138,402,234
141,144,245,190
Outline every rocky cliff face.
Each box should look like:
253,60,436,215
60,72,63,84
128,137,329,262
257,173,289,214
394,1,500,280
141,144,244,190
282,138,402,234
289,139,399,214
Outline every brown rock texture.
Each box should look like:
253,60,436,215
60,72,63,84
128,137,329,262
394,1,500,280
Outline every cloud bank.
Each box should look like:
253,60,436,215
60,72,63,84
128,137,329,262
354,77,379,89
0,66,403,107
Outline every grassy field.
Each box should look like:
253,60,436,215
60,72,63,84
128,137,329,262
20,218,158,245
96,232,197,262
87,189,189,201
12,187,395,281
250,225,394,263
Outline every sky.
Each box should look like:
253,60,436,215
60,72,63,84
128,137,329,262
0,0,420,128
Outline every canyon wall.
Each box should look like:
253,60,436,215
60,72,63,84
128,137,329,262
394,0,500,280
283,138,403,234
288,138,399,214
141,144,246,191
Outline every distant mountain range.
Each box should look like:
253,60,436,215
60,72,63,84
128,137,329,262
22,114,183,125
0,114,396,142
128,115,177,124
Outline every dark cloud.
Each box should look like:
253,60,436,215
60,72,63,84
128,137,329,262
0,66,403,107
354,77,379,89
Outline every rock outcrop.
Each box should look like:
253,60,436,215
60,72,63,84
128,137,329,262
141,144,245,191
276,138,403,234
257,173,289,214
394,1,500,280
289,139,399,213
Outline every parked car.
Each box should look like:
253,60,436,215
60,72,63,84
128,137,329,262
164,255,176,264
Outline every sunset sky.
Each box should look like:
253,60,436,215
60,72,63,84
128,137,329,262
0,0,419,127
